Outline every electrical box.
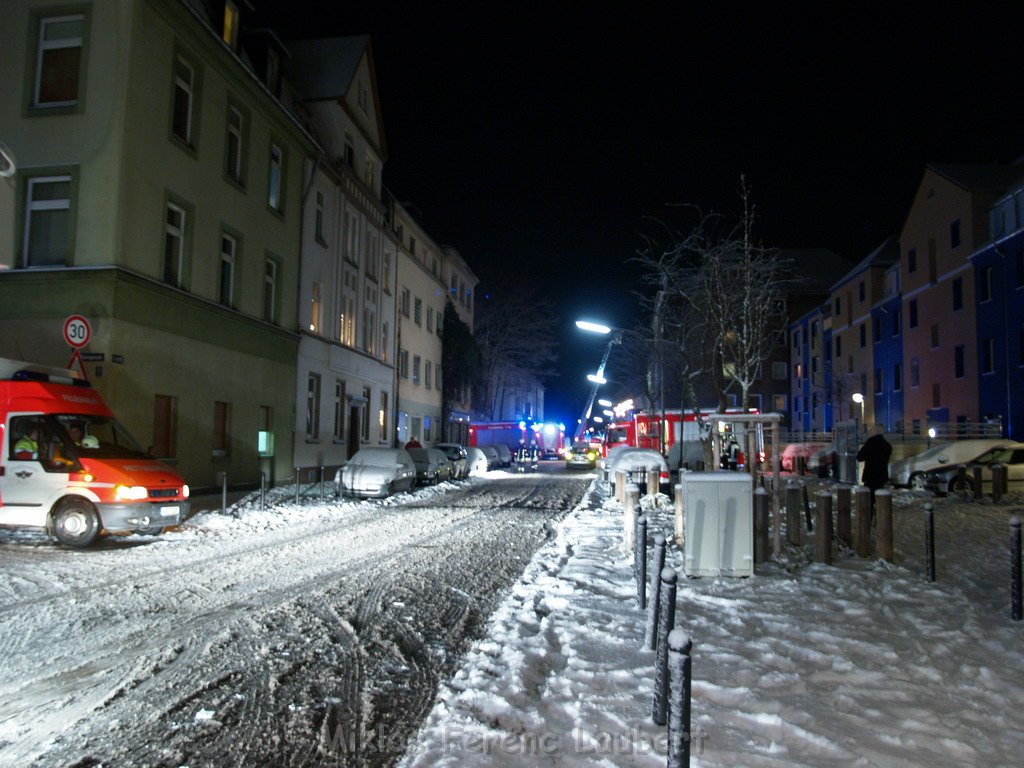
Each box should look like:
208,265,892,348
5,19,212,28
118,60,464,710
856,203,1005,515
681,472,754,577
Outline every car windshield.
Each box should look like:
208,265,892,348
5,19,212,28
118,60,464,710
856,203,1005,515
50,414,149,459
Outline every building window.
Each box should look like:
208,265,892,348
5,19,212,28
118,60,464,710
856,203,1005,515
436,311,443,337
793,329,800,350
309,281,321,333
909,299,918,328
333,380,346,440
771,361,787,380
982,338,995,374
400,288,410,317
412,355,421,385
399,348,409,379
858,281,865,302
225,104,245,184
773,394,788,411
907,248,917,274
345,210,360,264
22,175,72,267
835,335,842,357
874,368,882,395
859,323,866,348
222,0,240,49
33,14,85,108
425,360,433,390
258,405,274,457
893,364,902,392
263,258,278,323
931,324,939,349
219,233,236,307
811,355,819,378
152,394,177,458
892,308,901,336
952,277,963,311
344,134,355,167
213,401,230,456
954,345,965,378
427,306,434,332
365,231,378,279
414,297,423,325
171,55,196,146
164,202,186,287
306,374,321,440
379,391,388,441
834,297,841,316
979,266,993,302
950,219,961,249
314,191,325,243
268,142,284,212
811,320,818,342
381,321,389,363
361,386,371,441
910,357,920,388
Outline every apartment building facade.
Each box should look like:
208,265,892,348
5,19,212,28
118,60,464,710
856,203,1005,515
439,245,476,443
0,0,314,488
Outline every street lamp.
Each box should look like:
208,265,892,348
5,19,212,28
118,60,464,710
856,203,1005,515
598,399,613,407
587,373,607,384
575,320,612,335
851,392,864,433
575,319,623,441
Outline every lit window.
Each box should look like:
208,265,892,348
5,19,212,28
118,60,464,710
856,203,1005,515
222,1,240,49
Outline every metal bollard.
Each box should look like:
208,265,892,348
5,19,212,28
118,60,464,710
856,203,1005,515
645,535,667,650
667,629,693,768
219,471,228,515
785,482,802,546
294,467,301,505
855,486,872,558
616,471,627,504
646,469,659,498
674,483,685,546
924,503,935,582
815,491,833,564
653,567,678,726
993,464,1006,502
754,488,770,564
634,514,648,609
1012,517,1021,621
624,484,640,550
875,490,893,562
803,484,814,532
260,471,266,512
1000,464,1010,496
972,464,983,500
319,466,326,502
836,486,852,547
795,455,806,475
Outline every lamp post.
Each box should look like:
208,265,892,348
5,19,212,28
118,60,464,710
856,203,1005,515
851,392,864,435
575,320,622,442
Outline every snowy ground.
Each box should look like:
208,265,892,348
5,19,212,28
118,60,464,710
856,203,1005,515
401,478,1024,767
0,468,589,767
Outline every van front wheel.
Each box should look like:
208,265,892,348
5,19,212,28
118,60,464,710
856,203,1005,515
53,498,100,548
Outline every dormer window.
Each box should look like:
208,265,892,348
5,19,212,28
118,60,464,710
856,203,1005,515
222,1,240,50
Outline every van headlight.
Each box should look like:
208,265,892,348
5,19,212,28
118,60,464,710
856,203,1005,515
114,485,148,501
182,484,190,498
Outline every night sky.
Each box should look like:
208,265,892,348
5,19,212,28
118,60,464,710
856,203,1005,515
258,2,1024,424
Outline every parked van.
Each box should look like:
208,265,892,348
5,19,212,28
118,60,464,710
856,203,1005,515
0,358,189,547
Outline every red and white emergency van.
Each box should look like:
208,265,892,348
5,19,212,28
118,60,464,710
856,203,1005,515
0,358,189,547
602,408,762,468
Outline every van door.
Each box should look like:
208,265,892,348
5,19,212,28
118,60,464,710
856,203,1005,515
1,416,71,526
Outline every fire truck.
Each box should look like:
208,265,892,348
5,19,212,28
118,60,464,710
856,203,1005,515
602,408,761,469
468,421,565,459
531,422,566,459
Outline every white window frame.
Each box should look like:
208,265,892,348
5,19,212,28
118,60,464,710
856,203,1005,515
34,14,84,108
268,142,283,211
172,55,195,144
164,202,185,287
226,105,244,182
263,259,277,322
23,175,71,267
219,232,236,306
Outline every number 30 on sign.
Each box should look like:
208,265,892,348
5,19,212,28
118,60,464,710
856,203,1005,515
63,315,91,348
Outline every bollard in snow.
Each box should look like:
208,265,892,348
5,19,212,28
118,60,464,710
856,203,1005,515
674,483,685,546
294,467,301,505
803,484,814,532
667,629,693,768
785,482,802,546
260,471,266,512
646,469,659,499
624,484,640,551
854,486,872,558
645,534,667,650
993,464,1006,502
319,466,326,502
875,490,893,563
616,471,627,504
815,491,833,564
653,567,678,726
972,464,983,500
754,488,770,565
925,503,936,582
634,514,648,609
1012,517,1021,621
220,471,228,515
836,486,852,547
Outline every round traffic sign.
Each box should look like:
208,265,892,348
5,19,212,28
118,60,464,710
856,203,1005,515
63,315,91,348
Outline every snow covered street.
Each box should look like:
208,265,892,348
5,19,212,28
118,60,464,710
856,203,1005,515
0,469,590,767
403,479,1024,767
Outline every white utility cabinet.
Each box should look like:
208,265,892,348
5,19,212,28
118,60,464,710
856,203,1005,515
681,471,753,577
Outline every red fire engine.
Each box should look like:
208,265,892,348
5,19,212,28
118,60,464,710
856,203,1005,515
602,408,760,469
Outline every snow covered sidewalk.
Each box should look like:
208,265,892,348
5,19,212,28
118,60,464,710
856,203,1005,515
401,479,1024,767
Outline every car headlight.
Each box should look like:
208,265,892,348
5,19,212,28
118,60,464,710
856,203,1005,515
114,484,148,501
182,484,190,498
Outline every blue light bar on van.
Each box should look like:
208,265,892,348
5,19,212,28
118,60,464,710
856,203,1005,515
10,369,91,387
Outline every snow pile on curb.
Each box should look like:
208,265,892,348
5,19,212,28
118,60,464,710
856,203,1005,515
401,480,1024,767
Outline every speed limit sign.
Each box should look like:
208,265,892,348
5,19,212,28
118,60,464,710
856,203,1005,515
63,315,91,348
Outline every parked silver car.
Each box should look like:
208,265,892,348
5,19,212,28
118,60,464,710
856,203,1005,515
480,445,501,470
407,447,453,486
335,448,417,498
494,444,513,468
892,440,1024,494
435,442,470,479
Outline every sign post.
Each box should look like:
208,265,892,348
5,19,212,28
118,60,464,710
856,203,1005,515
63,314,91,379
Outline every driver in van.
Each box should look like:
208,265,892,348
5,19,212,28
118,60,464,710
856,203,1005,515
13,427,39,460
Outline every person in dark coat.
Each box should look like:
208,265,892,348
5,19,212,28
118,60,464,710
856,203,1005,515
857,425,892,514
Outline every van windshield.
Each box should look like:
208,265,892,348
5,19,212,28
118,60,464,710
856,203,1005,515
50,414,149,459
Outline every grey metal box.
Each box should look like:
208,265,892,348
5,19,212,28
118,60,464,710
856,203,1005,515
681,471,754,577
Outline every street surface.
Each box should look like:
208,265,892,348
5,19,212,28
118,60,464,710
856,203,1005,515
0,465,591,767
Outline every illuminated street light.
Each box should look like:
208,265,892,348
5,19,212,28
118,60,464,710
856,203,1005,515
598,398,612,407
575,320,611,335
587,373,607,384
602,409,614,417
593,416,604,424
851,392,865,434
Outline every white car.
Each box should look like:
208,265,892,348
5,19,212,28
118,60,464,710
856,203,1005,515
604,447,670,493
466,446,490,476
407,447,453,486
494,444,513,468
891,439,1024,493
336,448,417,498
435,443,470,479
480,446,501,470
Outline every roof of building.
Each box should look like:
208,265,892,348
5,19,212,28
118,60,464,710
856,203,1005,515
285,35,370,101
829,237,900,292
928,163,1024,194
777,248,855,295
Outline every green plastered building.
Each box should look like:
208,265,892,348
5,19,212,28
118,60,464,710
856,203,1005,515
0,0,318,490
